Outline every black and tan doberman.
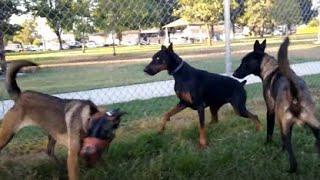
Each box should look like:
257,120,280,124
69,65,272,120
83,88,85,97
144,43,261,148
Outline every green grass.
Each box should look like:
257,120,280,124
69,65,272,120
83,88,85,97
1,46,320,100
5,34,318,64
1,74,320,179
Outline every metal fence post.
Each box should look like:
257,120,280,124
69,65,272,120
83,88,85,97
223,0,232,76
318,7,320,42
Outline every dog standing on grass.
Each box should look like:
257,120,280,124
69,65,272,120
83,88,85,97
144,44,261,148
233,37,320,172
0,60,124,180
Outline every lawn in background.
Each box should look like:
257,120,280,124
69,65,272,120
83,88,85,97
1,44,320,100
0,74,320,179
5,34,317,64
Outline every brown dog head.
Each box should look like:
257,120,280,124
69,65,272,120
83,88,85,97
80,109,125,166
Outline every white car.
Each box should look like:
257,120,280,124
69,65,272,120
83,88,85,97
85,41,97,48
46,43,69,51
5,43,23,52
24,45,42,51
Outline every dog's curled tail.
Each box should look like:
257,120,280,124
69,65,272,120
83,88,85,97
278,37,301,116
5,60,38,101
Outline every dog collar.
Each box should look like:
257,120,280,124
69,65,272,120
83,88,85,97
170,61,184,75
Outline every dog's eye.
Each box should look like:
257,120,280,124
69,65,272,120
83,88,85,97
156,57,160,61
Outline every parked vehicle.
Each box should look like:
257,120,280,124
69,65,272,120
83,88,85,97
24,45,42,51
46,43,70,51
67,41,82,49
85,41,97,48
105,38,120,46
5,43,23,52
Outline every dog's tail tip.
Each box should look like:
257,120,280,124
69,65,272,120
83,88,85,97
6,60,38,101
278,37,290,72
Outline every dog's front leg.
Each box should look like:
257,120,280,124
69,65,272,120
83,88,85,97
158,103,186,133
67,135,80,180
197,105,207,148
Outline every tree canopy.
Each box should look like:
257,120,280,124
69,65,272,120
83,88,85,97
28,0,75,49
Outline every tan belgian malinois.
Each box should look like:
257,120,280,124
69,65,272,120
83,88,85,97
0,60,124,180
233,37,320,172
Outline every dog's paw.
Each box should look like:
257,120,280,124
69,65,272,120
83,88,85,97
157,128,165,135
286,167,297,173
255,124,262,132
198,140,208,150
264,137,273,145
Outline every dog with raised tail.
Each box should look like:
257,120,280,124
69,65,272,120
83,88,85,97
0,60,125,180
233,37,320,173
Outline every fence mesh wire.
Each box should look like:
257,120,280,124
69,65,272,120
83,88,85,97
0,0,320,175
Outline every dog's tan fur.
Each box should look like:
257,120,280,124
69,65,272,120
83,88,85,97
260,38,320,172
0,61,111,180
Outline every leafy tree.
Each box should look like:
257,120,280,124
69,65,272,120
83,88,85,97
239,0,274,37
157,0,178,27
27,0,75,50
93,0,163,55
174,0,238,45
0,0,23,73
231,0,245,33
271,0,301,33
13,19,40,45
74,0,95,53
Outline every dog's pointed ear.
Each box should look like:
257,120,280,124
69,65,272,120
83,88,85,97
253,40,260,52
260,39,266,52
168,43,173,52
161,45,167,50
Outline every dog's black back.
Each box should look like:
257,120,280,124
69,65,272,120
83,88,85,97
144,44,247,110
173,62,246,109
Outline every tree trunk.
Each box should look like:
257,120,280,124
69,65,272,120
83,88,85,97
206,24,212,46
286,23,291,35
0,31,6,74
55,30,63,50
232,23,236,35
112,32,116,56
82,32,86,53
211,24,214,42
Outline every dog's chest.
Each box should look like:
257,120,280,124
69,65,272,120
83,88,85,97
176,91,193,104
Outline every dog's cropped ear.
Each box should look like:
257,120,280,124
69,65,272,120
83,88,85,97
161,45,167,50
167,43,173,52
253,40,260,52
260,39,266,52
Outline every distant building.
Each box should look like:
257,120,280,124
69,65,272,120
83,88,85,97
121,28,163,45
162,18,206,44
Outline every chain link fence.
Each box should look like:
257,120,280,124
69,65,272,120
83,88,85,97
1,0,320,173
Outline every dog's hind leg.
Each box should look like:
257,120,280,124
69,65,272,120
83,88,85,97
47,135,61,165
266,110,275,143
279,118,297,173
230,95,261,131
158,102,186,134
0,110,19,152
209,106,220,124
301,113,320,155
